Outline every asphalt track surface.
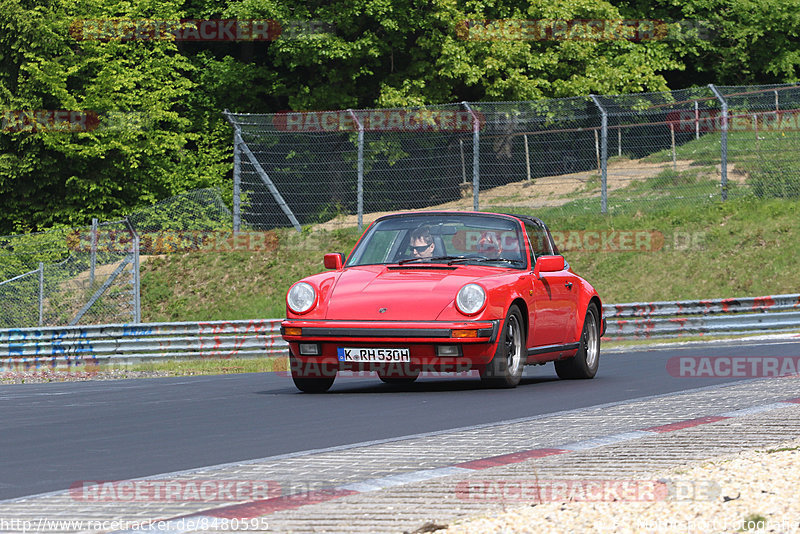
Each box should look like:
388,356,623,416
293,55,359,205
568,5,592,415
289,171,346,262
1,339,798,501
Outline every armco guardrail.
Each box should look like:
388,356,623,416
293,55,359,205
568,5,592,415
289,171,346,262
2,293,800,369
604,293,800,340
0,319,285,370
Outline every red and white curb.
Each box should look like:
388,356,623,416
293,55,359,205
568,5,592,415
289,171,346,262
115,395,800,533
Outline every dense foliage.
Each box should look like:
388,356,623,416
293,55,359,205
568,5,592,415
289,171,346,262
1,0,799,234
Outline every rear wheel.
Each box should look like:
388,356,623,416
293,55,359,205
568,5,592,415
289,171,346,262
555,303,600,379
290,355,336,393
481,305,525,388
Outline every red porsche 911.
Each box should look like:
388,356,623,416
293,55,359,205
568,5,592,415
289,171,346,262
281,211,605,392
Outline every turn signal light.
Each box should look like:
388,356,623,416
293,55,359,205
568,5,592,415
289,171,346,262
284,327,302,336
452,329,478,338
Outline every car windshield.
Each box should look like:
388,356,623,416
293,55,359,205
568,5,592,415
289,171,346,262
346,213,527,269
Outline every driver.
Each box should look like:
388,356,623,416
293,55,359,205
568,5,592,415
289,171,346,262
409,226,435,258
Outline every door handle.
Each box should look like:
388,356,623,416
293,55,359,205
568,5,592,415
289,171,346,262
565,281,573,289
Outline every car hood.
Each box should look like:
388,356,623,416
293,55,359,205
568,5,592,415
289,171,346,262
325,265,481,320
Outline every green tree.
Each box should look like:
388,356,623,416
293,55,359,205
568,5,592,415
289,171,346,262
616,0,800,86
0,0,231,233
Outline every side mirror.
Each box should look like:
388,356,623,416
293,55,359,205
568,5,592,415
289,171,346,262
533,255,565,277
323,253,345,270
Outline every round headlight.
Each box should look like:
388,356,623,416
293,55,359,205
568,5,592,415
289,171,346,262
456,283,486,315
287,282,316,314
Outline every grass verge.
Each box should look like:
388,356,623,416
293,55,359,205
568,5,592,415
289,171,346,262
140,194,800,320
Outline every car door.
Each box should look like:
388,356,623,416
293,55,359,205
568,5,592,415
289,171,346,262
524,221,575,347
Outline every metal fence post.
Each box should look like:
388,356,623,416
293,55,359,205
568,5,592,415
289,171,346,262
232,121,241,235
223,110,302,232
462,102,480,211
347,110,365,232
694,100,700,140
38,262,44,327
590,95,608,214
524,134,531,181
708,84,728,201
90,218,97,286
126,217,141,324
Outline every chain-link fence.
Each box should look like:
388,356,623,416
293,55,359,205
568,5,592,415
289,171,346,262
0,220,138,329
225,83,800,231
0,189,232,329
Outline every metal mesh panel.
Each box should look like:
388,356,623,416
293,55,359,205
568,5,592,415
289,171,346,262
0,222,135,328
127,188,233,253
716,84,800,200
227,84,800,230
0,189,232,328
471,98,601,213
594,86,724,213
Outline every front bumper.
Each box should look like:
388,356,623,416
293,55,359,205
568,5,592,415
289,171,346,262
281,319,501,369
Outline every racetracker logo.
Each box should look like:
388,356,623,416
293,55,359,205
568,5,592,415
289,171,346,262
668,110,800,132
2,110,149,133
548,230,664,252
66,230,278,254
273,110,483,132
456,19,716,41
70,480,281,501
69,19,282,41
281,361,477,378
667,356,800,378
455,479,719,502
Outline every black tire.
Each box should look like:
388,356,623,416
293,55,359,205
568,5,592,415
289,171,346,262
290,355,336,393
481,305,525,388
555,303,600,379
377,362,420,384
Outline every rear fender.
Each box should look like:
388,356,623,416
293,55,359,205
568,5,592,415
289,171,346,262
572,282,603,342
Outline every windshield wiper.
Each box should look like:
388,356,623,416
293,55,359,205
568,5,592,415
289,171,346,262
397,255,469,265
447,257,526,265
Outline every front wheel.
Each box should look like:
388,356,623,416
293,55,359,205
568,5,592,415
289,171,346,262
555,303,600,379
290,355,336,393
481,305,525,388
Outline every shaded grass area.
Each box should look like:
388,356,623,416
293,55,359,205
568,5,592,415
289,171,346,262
141,226,361,321
141,195,800,320
124,356,289,375
518,195,800,303
644,129,800,199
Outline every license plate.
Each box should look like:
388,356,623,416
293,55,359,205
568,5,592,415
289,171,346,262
337,347,410,363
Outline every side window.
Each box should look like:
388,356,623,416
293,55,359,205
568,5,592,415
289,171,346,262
525,222,552,265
